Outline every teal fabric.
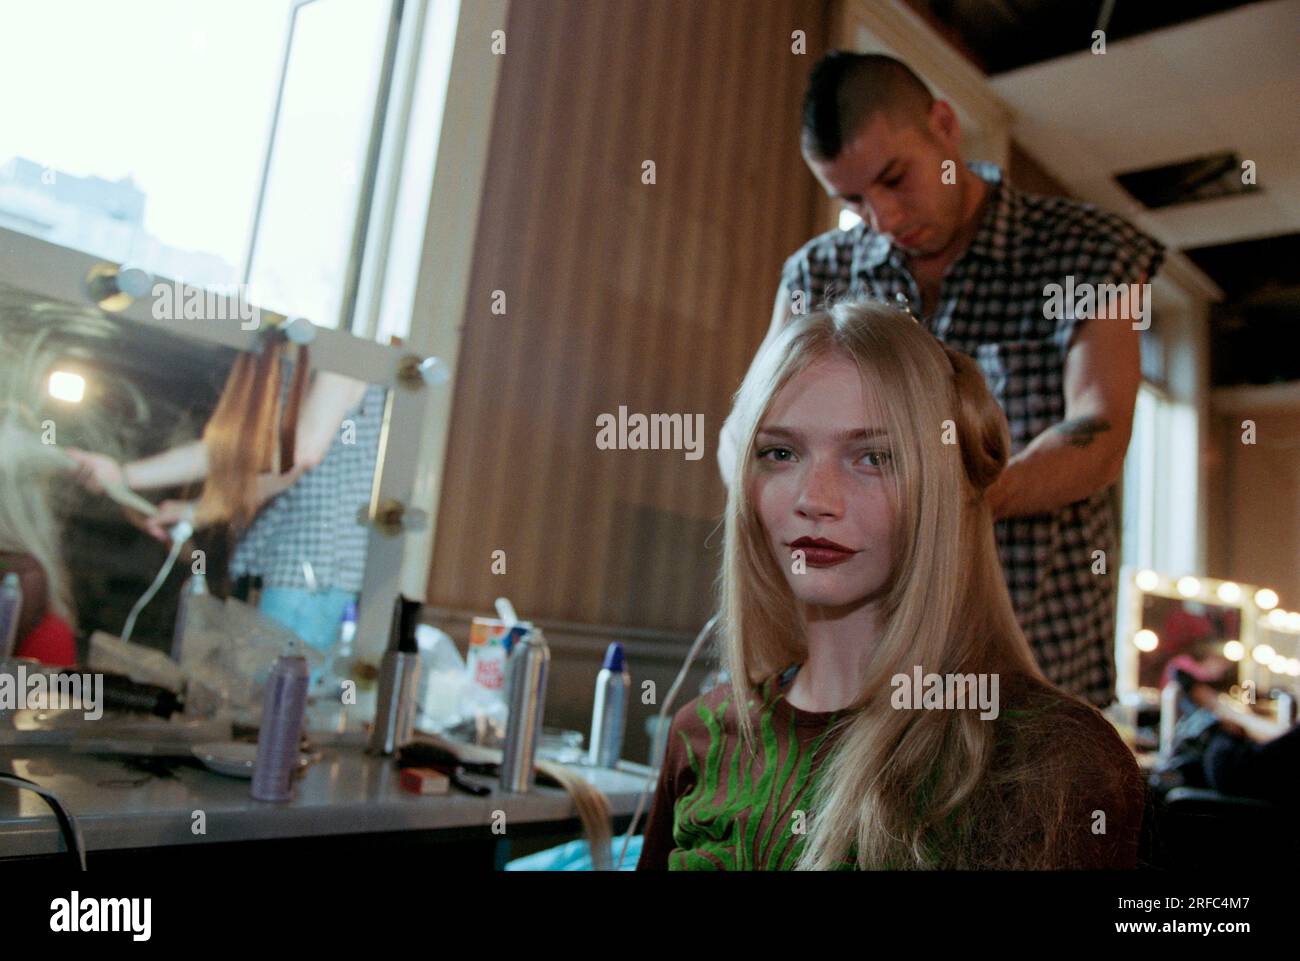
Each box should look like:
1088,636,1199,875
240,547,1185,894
258,586,354,685
504,836,643,871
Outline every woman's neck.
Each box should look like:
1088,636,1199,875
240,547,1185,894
785,598,884,713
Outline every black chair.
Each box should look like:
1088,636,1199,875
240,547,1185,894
1142,785,1295,869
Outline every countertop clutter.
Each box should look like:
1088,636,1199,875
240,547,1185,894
0,740,652,861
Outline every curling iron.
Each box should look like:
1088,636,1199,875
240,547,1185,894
49,444,159,518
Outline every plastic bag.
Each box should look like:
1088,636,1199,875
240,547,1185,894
177,595,325,724
413,622,469,733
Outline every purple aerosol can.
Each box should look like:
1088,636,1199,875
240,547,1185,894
251,639,310,802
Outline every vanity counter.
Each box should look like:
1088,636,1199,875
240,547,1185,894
0,741,654,862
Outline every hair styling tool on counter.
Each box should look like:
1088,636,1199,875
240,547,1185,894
499,623,549,793
367,595,423,756
615,612,719,870
100,672,184,718
588,642,629,768
251,638,310,802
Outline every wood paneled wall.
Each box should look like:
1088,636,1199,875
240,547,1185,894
1207,407,1300,608
428,0,832,636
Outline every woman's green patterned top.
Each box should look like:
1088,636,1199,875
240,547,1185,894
637,664,849,870
635,665,1146,870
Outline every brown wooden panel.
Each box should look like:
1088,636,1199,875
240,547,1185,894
429,0,832,634
1207,409,1300,607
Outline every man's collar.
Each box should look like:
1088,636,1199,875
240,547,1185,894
857,161,1014,271
963,162,1012,263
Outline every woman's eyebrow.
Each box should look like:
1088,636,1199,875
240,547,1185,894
757,426,889,441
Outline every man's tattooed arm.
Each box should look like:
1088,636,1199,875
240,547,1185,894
1055,415,1112,448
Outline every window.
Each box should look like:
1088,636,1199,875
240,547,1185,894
0,0,404,332
244,0,399,330
1121,381,1199,574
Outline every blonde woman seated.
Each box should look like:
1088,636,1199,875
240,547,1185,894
638,297,1144,870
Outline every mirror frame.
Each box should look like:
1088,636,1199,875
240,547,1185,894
1,226,436,661
1116,564,1269,704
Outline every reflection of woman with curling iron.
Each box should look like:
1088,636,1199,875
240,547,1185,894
68,332,384,655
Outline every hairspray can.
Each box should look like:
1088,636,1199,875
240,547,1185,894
0,573,22,658
500,624,549,793
588,642,629,768
251,640,310,802
368,596,423,755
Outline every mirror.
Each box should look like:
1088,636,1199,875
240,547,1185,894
0,281,387,661
1117,568,1258,704
1135,593,1242,692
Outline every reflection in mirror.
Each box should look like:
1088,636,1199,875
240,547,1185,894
0,283,385,685
1137,593,1242,692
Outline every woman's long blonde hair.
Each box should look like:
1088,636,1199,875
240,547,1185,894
719,297,1095,869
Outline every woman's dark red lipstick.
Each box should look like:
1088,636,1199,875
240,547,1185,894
789,537,858,568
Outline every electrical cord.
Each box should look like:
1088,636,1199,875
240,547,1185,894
614,612,719,870
120,519,193,645
0,773,86,869
0,521,193,870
